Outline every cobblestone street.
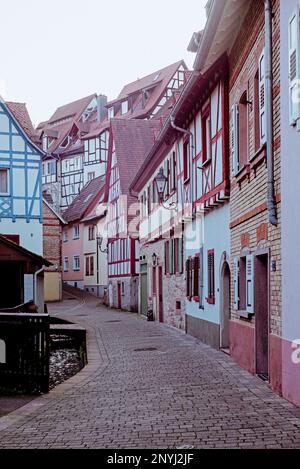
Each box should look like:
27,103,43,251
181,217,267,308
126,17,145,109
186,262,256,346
0,290,300,449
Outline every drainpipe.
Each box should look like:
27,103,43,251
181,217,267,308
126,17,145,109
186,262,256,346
34,266,44,312
170,116,195,213
264,0,278,226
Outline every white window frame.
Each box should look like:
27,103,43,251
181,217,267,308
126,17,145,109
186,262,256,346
64,257,69,272
73,224,80,239
73,255,80,271
121,100,128,115
63,228,68,242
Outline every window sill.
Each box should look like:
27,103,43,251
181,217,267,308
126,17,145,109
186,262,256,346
238,310,254,319
201,158,211,168
250,144,267,174
235,164,251,186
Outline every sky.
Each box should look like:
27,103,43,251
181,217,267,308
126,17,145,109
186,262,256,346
0,0,208,126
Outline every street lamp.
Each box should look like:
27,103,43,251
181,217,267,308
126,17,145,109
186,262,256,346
154,167,177,211
152,252,158,266
97,235,108,253
154,168,167,203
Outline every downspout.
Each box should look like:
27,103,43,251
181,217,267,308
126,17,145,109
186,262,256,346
264,0,278,226
34,266,44,312
170,116,195,214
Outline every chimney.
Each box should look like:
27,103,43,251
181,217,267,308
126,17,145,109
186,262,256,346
97,94,108,123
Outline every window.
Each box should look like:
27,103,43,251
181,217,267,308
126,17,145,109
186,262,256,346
171,151,177,191
88,225,95,240
183,139,190,181
121,100,128,115
108,107,114,119
42,135,48,151
186,254,200,300
202,109,211,163
73,225,80,239
47,160,56,175
254,71,261,152
63,228,68,242
0,169,9,194
74,156,81,171
85,256,94,276
289,11,300,125
207,250,215,304
238,91,249,167
233,255,254,314
165,237,184,275
64,257,69,272
87,172,95,182
73,255,80,271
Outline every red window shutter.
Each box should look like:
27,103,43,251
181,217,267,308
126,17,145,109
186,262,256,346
193,256,199,297
174,238,179,274
186,258,190,297
90,256,94,276
207,250,215,303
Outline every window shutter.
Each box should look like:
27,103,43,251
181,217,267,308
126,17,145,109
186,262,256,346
289,10,300,126
233,258,240,310
230,104,239,176
259,50,266,144
165,241,169,275
199,247,204,307
246,255,255,314
169,239,173,274
186,258,190,297
178,238,183,274
193,256,199,297
207,250,215,301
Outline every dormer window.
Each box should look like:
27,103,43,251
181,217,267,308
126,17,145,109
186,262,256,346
108,107,114,119
121,100,128,115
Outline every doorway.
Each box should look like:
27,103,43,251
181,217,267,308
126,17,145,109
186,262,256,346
255,253,269,380
117,282,122,309
0,262,23,308
220,261,230,350
140,264,148,316
158,266,163,323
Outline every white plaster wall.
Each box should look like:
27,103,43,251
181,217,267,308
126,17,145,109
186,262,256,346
0,218,43,255
281,0,300,342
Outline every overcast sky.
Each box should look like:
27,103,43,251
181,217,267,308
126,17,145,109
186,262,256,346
0,0,207,126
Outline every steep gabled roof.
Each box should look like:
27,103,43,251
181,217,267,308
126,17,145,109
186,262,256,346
6,101,38,143
48,94,96,124
63,175,105,223
110,118,161,200
115,61,184,101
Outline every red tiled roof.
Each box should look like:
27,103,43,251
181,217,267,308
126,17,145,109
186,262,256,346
48,94,96,124
6,102,38,142
111,118,161,201
63,175,105,223
114,61,184,101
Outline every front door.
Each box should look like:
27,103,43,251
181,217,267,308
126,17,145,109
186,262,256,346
255,254,269,380
220,262,230,349
117,282,122,309
158,266,163,323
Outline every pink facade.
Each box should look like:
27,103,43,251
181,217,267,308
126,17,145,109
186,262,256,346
62,223,84,288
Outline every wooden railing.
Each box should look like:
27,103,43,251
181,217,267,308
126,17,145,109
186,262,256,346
0,313,50,394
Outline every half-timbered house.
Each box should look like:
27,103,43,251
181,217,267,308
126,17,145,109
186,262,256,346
105,119,161,311
62,176,105,291
131,50,230,342
0,98,49,311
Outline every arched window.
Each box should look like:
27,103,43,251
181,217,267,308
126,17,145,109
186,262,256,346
238,91,249,168
0,339,6,364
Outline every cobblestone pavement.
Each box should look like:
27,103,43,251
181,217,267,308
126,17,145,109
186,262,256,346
1,289,300,449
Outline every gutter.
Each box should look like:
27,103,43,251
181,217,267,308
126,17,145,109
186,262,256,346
264,0,277,226
34,266,44,311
